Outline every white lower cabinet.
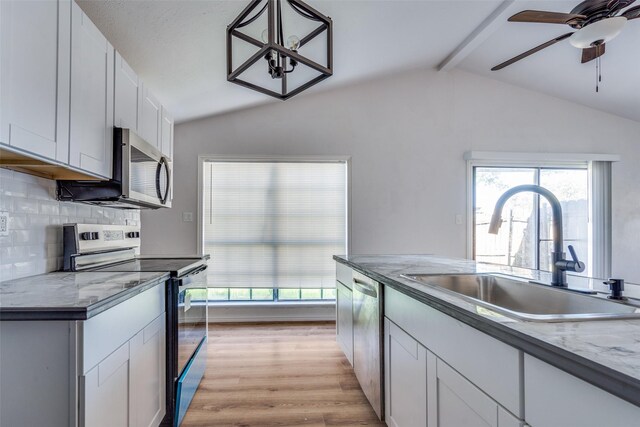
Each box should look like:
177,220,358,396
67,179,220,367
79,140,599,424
81,290,166,427
336,281,353,365
0,284,166,427
427,353,522,427
82,314,166,427
384,318,427,427
130,314,167,427
524,354,640,427
83,341,131,427
384,317,522,427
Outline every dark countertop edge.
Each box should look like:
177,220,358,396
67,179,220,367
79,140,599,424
0,273,170,321
334,256,640,408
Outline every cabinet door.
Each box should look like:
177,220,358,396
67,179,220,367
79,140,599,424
160,107,173,159
139,83,161,149
130,314,166,427
82,341,131,427
69,1,114,178
524,354,640,427
427,352,498,427
114,51,140,131
336,281,353,365
0,0,70,161
384,318,427,427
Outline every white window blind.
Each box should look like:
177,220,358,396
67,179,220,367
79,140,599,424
203,160,347,289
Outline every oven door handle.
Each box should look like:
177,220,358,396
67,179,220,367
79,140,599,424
180,265,208,287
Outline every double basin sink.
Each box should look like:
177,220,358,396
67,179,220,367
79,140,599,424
401,273,640,322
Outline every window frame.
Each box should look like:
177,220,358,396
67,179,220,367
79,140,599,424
196,155,351,304
465,152,618,279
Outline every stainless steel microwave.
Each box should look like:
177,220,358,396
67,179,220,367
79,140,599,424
57,128,172,209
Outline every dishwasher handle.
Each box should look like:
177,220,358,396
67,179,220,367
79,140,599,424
352,278,378,299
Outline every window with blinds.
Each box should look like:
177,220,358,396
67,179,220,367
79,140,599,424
202,160,348,292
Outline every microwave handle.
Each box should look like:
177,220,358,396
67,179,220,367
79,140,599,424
156,157,170,205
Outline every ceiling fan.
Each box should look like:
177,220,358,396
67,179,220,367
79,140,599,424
492,0,640,71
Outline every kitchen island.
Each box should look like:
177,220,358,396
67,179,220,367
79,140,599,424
335,254,640,427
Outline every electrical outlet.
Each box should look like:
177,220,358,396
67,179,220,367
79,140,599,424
182,212,193,222
0,211,8,236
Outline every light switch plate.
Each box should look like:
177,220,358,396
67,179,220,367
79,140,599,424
0,211,8,236
182,212,193,222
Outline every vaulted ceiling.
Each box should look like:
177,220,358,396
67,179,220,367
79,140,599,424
79,0,640,123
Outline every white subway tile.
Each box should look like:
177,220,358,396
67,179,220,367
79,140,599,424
13,197,39,214
8,213,28,230
13,261,35,279
39,200,60,216
60,203,76,217
0,194,13,211
27,182,52,200
12,230,34,245
0,234,12,248
2,181,28,197
75,204,92,218
0,263,14,282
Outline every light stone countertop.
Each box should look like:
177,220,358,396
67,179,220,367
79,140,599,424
334,254,640,407
0,271,169,320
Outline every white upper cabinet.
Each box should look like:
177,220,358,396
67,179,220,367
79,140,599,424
139,83,162,150
114,51,140,132
0,0,70,162
160,106,174,160
69,1,114,178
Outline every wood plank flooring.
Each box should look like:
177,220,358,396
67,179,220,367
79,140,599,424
181,322,386,427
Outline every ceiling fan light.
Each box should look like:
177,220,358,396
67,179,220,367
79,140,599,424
569,17,627,48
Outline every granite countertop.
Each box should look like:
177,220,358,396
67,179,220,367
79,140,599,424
0,271,170,320
334,254,640,407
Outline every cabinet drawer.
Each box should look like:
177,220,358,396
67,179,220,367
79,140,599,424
81,283,165,373
524,354,640,427
336,262,353,289
385,286,522,416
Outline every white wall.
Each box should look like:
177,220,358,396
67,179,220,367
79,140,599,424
142,69,640,283
0,169,141,281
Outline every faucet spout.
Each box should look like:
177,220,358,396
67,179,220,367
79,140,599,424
487,184,582,287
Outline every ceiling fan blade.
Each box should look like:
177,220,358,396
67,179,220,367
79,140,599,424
581,43,606,63
607,0,636,14
508,10,587,25
622,5,640,18
492,33,574,71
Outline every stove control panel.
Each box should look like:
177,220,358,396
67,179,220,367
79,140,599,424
64,224,141,255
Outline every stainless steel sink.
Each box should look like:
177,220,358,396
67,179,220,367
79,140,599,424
400,273,640,322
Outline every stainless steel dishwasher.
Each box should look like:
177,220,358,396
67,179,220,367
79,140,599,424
352,273,383,420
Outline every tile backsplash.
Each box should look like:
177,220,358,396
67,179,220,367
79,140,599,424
0,169,140,281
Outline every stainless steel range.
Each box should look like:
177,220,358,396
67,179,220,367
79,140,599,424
63,223,208,427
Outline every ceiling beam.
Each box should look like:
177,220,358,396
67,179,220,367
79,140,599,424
437,0,519,72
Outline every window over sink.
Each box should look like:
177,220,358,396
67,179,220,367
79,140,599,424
466,152,617,279
198,157,349,304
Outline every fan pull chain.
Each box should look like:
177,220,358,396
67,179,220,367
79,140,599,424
595,55,601,93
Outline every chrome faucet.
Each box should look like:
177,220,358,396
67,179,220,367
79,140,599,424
488,184,585,287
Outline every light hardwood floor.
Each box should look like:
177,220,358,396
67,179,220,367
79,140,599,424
181,322,386,427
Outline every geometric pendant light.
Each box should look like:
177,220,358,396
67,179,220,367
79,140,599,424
227,0,333,100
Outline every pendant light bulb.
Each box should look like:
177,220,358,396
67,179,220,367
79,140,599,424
287,35,300,51
261,29,269,43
